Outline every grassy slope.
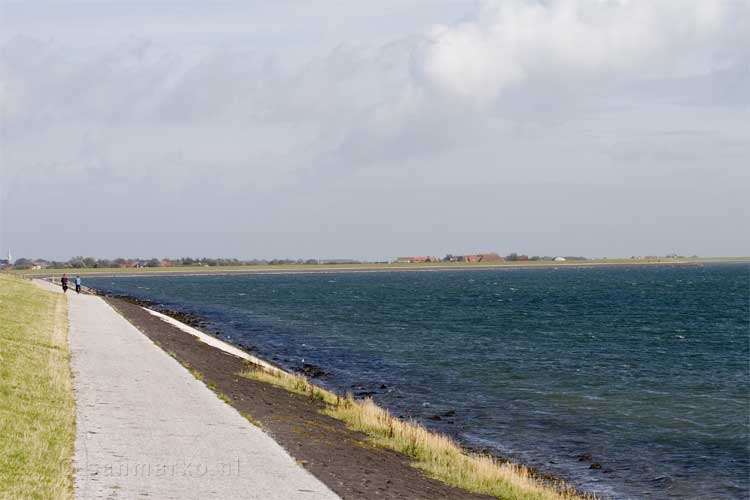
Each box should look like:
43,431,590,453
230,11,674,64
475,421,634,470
16,256,749,277
241,367,594,500
0,274,75,500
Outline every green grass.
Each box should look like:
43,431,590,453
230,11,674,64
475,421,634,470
0,274,75,500
206,382,232,404
15,256,749,278
214,391,232,404
240,365,595,500
240,412,264,429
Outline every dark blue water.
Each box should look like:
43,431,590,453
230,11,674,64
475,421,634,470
87,264,750,499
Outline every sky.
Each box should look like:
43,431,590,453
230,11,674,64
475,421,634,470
1,0,748,261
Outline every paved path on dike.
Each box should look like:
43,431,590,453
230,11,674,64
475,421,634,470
35,280,340,500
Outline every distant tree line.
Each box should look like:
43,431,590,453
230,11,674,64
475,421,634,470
8,254,592,270
8,256,365,270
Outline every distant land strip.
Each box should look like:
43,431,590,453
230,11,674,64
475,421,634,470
15,257,750,279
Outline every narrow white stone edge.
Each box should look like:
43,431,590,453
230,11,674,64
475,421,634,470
143,307,281,373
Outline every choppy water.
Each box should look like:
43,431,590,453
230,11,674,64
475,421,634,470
87,263,750,499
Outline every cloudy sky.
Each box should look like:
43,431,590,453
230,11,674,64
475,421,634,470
1,0,748,260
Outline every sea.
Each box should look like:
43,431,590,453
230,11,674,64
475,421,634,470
86,263,750,500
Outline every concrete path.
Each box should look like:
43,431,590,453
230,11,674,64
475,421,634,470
36,282,340,500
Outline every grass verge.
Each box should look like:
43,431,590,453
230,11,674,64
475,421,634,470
240,364,594,500
0,275,75,499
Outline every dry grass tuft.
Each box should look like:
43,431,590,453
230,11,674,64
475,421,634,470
240,364,595,500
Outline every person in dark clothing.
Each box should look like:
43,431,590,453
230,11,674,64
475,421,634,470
61,274,69,293
75,275,82,294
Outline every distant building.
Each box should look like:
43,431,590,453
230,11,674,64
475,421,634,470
394,256,440,264
554,256,566,262
442,253,505,263
29,260,49,270
478,253,505,263
444,255,465,262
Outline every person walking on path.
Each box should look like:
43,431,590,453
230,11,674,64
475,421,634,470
75,275,82,294
61,274,69,293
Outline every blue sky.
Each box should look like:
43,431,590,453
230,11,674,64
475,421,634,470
1,0,748,260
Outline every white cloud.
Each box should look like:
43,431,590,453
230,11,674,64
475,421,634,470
419,0,729,102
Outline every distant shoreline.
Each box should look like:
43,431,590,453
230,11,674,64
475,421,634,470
18,257,750,279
